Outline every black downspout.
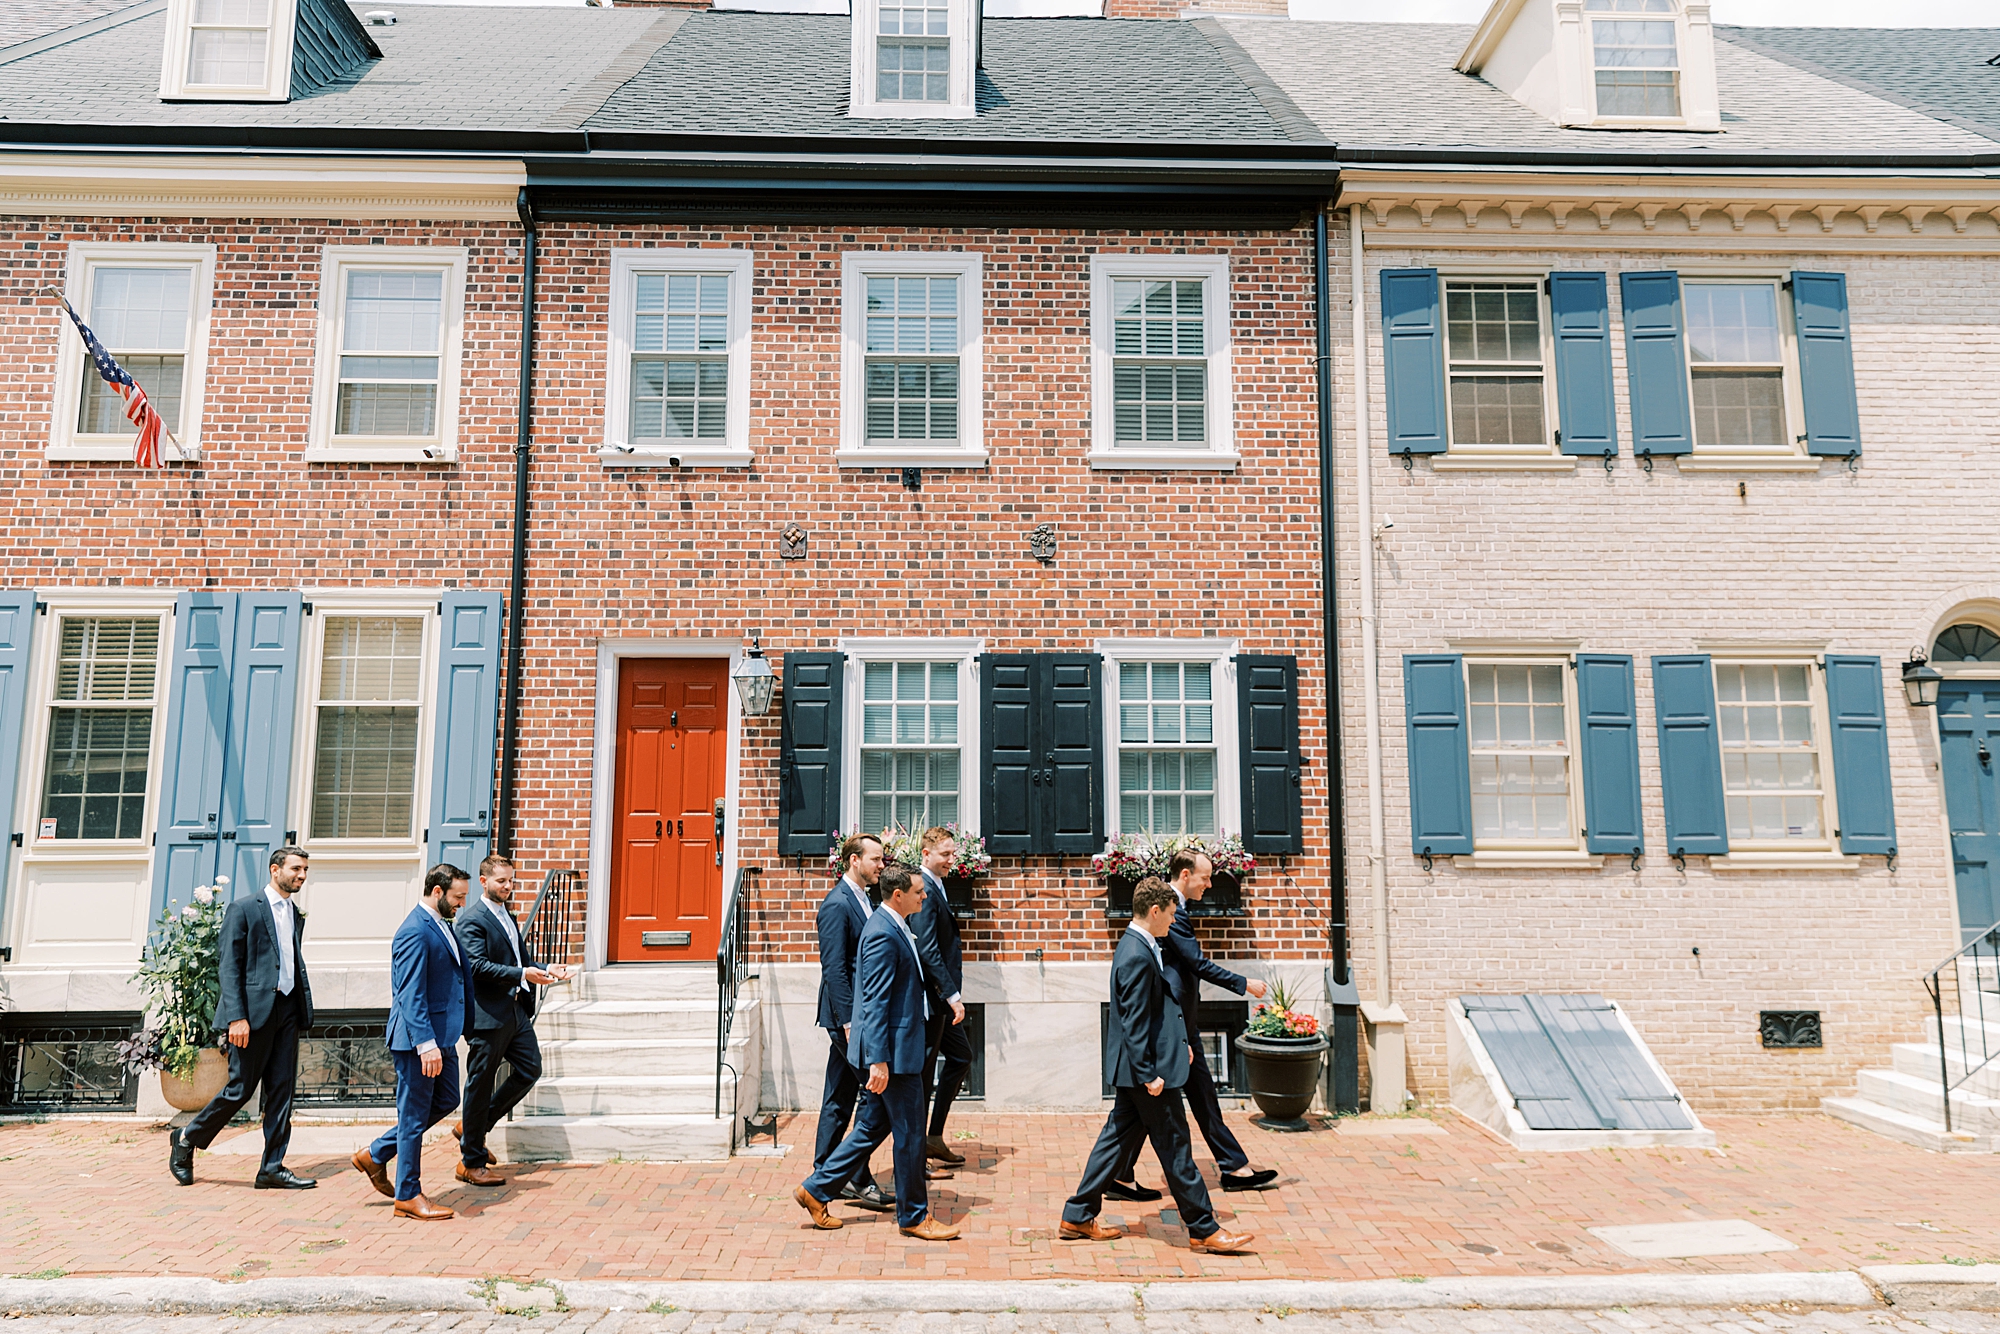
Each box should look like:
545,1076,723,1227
1316,205,1360,1115
496,188,537,858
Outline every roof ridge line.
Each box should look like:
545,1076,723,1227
0,0,163,69
1189,16,1329,146
547,9,692,133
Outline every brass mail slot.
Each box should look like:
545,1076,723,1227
641,931,693,948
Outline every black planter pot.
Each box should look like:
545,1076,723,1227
1104,870,1249,919
1237,1032,1328,1128
943,874,977,921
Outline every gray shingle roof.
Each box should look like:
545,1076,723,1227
0,0,146,50
1216,17,1999,160
1717,26,2000,145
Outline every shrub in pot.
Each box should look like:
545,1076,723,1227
124,879,231,1111
1238,973,1327,1128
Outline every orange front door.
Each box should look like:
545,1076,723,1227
609,658,729,963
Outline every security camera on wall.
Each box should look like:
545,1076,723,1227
668,455,683,468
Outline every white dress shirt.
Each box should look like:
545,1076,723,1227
413,899,460,1058
264,883,297,996
919,869,962,1006
843,873,875,920
1126,921,1167,974
482,893,529,993
880,903,930,1022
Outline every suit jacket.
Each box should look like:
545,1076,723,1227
1105,927,1190,1092
385,905,473,1053
846,907,930,1075
815,878,872,1031
456,894,542,1032
210,887,313,1033
912,869,963,1001
1164,900,1247,1037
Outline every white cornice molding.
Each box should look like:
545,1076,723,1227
0,154,526,221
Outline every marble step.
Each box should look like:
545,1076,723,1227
536,1037,716,1079
1856,1067,2000,1130
1821,1094,2000,1153
566,966,720,1003
535,1000,723,1041
486,1112,732,1163
1891,1042,2000,1097
518,1074,724,1117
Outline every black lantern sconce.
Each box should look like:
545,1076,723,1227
1902,647,1943,708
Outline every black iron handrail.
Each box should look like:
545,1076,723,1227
1922,918,2000,1134
521,867,584,970
716,866,760,1118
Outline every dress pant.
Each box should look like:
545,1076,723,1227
1114,1033,1249,1178
923,1004,973,1138
182,987,304,1175
461,998,542,1168
1065,1083,1218,1240
802,1070,929,1229
813,1031,877,1189
366,1045,462,1202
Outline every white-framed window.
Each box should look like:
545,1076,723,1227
1713,658,1835,850
848,0,975,119
1586,0,1679,118
35,614,166,843
1683,278,1800,459
49,243,217,462
306,246,467,464
603,248,754,468
308,615,427,841
1463,657,1582,851
1088,254,1234,471
840,639,982,836
158,0,297,102
1099,640,1240,840
1443,277,1554,457
839,252,985,468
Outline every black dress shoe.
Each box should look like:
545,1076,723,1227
1104,1179,1162,1202
1219,1168,1280,1192
169,1128,195,1187
839,1181,895,1213
253,1167,318,1190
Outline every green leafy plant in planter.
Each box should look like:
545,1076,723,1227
1245,973,1321,1040
1091,832,1256,916
124,878,230,1081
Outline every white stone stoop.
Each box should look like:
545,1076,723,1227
1822,1014,2000,1153
486,965,762,1164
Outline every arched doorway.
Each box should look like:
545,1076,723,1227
1932,619,2000,942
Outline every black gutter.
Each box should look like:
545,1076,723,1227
496,187,537,859
1314,205,1359,1117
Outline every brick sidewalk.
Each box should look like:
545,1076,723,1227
1,1111,1996,1283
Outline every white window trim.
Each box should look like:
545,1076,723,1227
1707,653,1841,858
1561,0,1720,131
49,242,218,462
1451,654,1590,863
1088,253,1237,472
601,247,755,469
158,0,297,102
1433,271,1563,468
305,245,468,465
1097,638,1241,842
289,590,440,855
838,251,986,469
838,637,984,837
1672,272,1816,473
848,0,977,120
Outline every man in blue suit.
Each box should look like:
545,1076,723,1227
351,863,474,1221
795,865,961,1241
812,833,887,1211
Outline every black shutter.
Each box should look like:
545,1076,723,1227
1236,653,1304,855
778,651,844,856
980,654,1037,856
1042,653,1104,855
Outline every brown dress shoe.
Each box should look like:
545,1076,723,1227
925,1164,955,1181
1059,1219,1123,1241
455,1162,504,1187
794,1186,842,1230
924,1134,966,1165
1189,1228,1256,1255
351,1148,392,1198
900,1215,962,1241
450,1121,498,1167
393,1193,454,1221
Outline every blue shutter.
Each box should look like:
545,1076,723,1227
1825,654,1896,856
0,592,37,930
1403,654,1472,857
154,593,239,917
219,594,303,898
778,651,844,856
1236,654,1304,856
427,592,502,874
1574,654,1643,856
1549,273,1618,457
1790,271,1862,457
980,654,1036,856
1619,272,1693,457
1650,655,1728,855
1381,268,1449,456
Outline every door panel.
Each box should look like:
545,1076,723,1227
610,659,729,962
1938,681,2000,943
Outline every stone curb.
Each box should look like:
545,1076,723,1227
0,1271,1906,1316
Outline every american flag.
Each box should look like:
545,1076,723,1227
58,296,171,468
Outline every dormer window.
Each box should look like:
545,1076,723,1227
1587,0,1679,118
159,0,378,103
851,0,976,119
187,0,273,86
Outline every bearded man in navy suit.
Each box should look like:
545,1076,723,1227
811,833,887,1211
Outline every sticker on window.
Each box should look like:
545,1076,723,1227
39,817,58,839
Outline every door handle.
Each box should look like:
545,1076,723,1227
714,800,725,868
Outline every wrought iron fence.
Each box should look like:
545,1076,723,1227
522,867,585,969
295,1011,397,1108
0,1016,140,1112
1923,919,2000,1134
716,865,759,1117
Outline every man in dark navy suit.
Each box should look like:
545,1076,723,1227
1060,877,1252,1254
912,826,971,1169
1111,846,1278,1198
172,846,316,1190
812,833,887,1211
795,865,962,1241
351,864,475,1221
